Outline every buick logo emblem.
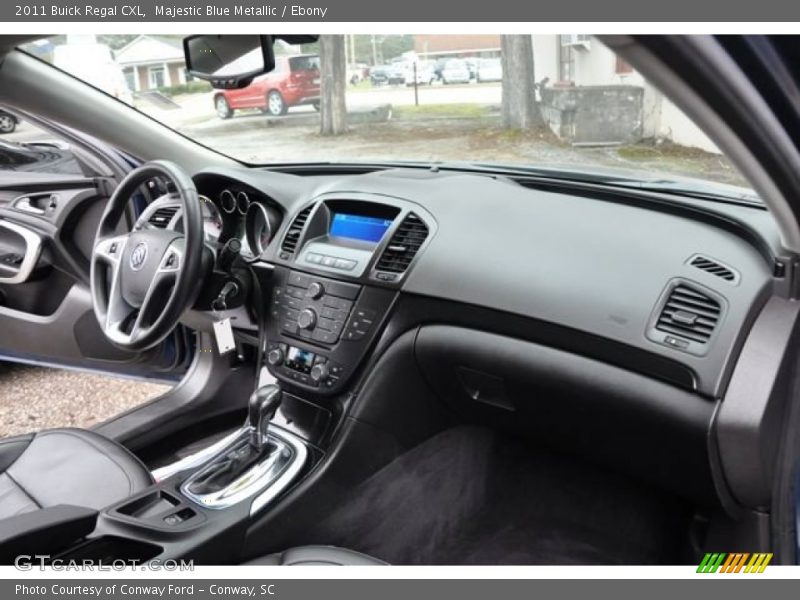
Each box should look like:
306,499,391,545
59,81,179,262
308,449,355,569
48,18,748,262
129,243,148,271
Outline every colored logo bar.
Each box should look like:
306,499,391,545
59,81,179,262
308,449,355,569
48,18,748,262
697,553,773,573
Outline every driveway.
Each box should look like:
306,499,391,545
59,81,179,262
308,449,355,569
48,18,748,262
0,363,170,437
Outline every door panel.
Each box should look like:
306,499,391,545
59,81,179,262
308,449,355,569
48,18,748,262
0,178,191,380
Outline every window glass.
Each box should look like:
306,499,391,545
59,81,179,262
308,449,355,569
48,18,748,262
19,34,753,193
0,108,85,176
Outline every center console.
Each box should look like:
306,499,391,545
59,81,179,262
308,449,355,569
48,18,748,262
17,195,436,565
262,194,435,395
37,385,313,565
265,268,395,393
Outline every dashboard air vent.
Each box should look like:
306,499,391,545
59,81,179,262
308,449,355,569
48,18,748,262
281,205,313,254
148,206,179,228
689,255,737,282
375,213,429,274
655,284,721,343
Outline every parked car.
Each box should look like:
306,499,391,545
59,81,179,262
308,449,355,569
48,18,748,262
0,109,17,133
215,54,320,118
441,58,471,84
369,63,405,86
369,65,390,86
477,58,503,82
432,58,447,82
403,61,435,86
465,58,479,80
386,63,406,85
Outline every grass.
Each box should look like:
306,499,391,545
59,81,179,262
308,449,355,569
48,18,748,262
153,81,213,97
393,103,493,120
347,79,374,93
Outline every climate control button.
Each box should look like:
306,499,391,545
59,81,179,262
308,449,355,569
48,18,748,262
310,363,329,383
297,308,318,330
306,281,325,299
267,348,284,366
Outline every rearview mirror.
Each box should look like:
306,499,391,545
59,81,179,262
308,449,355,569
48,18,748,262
183,35,276,89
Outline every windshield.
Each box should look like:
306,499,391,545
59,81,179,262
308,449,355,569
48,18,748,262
19,34,751,192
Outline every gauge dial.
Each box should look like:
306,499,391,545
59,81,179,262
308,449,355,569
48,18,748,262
199,195,223,242
219,189,236,214
246,202,280,256
237,191,250,216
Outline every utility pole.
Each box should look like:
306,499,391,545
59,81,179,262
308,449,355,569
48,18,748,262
414,62,419,106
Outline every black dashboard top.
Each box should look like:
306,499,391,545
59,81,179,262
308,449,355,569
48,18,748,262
193,165,777,399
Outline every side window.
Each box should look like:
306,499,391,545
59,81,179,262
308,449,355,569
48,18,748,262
0,108,86,176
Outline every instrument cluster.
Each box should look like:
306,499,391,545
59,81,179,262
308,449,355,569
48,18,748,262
206,187,283,256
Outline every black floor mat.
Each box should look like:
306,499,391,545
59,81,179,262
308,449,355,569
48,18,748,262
311,426,693,565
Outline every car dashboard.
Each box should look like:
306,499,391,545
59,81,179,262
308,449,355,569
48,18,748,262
190,165,776,403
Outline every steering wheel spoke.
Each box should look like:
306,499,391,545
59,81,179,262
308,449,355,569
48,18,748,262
90,233,131,341
93,234,130,265
127,239,185,345
89,161,205,351
157,238,184,274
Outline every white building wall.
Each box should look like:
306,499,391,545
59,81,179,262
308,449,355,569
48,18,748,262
116,36,185,67
531,35,719,153
657,97,718,152
531,35,559,89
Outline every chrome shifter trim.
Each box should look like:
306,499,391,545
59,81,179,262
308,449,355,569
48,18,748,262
178,426,308,516
151,428,243,482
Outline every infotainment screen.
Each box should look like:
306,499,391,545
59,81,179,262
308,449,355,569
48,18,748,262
330,213,393,243
286,346,314,368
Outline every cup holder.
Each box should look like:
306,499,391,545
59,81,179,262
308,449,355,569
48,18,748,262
111,490,202,530
116,490,180,519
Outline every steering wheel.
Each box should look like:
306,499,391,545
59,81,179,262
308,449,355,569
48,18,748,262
90,160,204,351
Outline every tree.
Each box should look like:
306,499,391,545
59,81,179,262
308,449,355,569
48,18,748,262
319,35,348,136
501,35,543,130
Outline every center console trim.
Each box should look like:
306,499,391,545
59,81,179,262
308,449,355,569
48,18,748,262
179,426,308,516
270,191,437,289
152,425,308,517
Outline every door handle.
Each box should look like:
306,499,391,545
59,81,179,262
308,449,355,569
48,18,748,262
0,220,43,284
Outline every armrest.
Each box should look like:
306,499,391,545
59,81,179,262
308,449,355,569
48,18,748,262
0,505,98,564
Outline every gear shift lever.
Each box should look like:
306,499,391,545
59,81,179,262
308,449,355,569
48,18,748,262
186,385,282,496
248,384,282,450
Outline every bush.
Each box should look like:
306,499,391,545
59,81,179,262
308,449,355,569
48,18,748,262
156,81,212,97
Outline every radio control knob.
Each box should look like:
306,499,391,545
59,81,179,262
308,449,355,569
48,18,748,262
307,281,325,299
297,308,317,330
310,363,329,383
267,348,284,366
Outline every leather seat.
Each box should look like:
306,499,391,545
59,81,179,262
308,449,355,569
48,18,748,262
0,428,153,519
247,545,387,566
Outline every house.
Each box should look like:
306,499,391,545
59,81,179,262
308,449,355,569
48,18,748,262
414,35,501,59
532,35,717,152
114,35,188,92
